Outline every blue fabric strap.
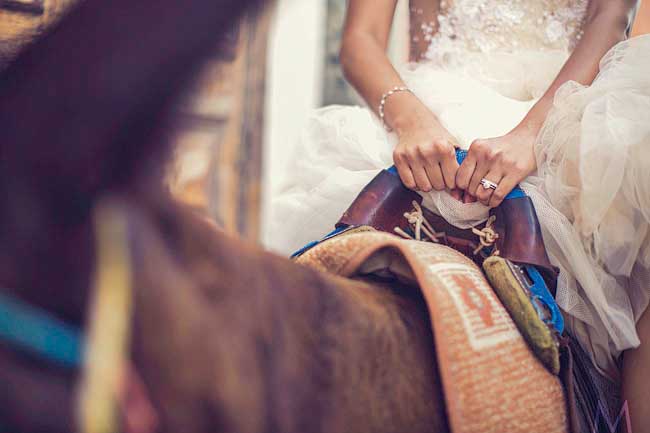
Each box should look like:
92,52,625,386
0,292,83,369
524,265,565,334
291,226,349,259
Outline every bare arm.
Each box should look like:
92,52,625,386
340,0,460,193
340,0,403,115
457,0,639,207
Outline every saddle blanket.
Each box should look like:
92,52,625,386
296,230,569,433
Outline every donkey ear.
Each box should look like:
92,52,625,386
0,0,261,209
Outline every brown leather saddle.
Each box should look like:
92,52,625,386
337,168,558,288
294,166,565,374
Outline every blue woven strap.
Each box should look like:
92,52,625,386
0,292,83,369
524,265,565,334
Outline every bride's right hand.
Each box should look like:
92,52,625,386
390,101,460,193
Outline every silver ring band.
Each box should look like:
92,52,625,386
480,178,498,190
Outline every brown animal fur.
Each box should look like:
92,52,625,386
0,0,450,432
130,199,448,433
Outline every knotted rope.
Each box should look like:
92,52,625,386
395,202,500,257
471,215,500,256
394,201,446,243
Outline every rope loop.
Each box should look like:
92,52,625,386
471,215,500,256
395,203,500,257
394,201,446,243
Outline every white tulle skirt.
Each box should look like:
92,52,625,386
267,35,650,379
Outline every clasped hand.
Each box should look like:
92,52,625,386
394,122,538,208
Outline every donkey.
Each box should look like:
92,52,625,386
0,0,449,432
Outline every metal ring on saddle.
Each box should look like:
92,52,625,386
480,178,499,190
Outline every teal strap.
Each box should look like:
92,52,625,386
0,292,83,369
524,265,565,334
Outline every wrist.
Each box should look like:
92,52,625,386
514,99,552,138
512,115,544,140
383,93,437,135
379,87,412,131
382,91,416,132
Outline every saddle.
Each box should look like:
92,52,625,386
293,150,564,375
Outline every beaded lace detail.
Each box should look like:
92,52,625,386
419,0,588,62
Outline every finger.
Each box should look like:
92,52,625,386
450,188,463,201
411,163,433,192
467,158,491,196
423,163,445,191
456,152,476,190
394,153,416,190
463,192,478,204
489,174,519,208
440,150,460,190
475,171,504,206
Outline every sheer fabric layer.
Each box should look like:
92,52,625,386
528,36,650,377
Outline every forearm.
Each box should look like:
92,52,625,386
340,30,404,110
340,31,433,133
340,0,458,193
516,0,637,134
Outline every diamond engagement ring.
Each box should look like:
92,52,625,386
480,178,499,190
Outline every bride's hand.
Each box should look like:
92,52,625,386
456,127,537,207
391,104,460,193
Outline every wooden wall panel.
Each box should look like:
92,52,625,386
0,0,274,243
0,0,77,66
168,7,272,242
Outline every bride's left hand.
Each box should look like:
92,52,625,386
456,127,538,208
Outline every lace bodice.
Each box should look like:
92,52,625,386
414,0,588,62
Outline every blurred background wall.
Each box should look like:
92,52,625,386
167,8,271,241
633,0,650,36
261,0,409,246
0,0,76,65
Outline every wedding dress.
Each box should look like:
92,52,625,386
267,0,650,379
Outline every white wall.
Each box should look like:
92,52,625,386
261,0,326,245
260,0,409,246
389,0,410,64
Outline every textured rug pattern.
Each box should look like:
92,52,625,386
297,231,568,433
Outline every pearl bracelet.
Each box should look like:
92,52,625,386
378,86,412,131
